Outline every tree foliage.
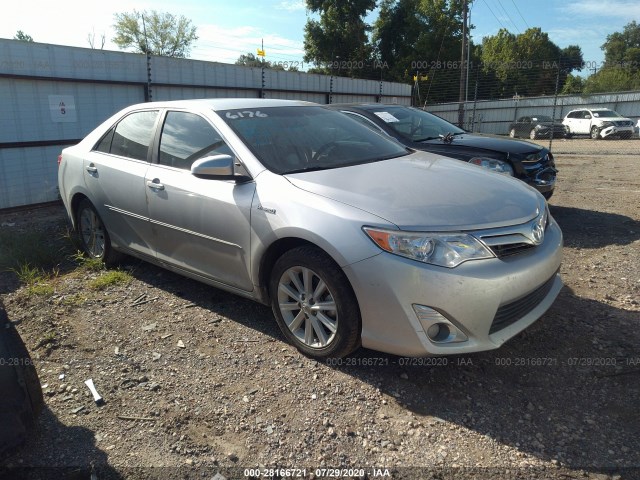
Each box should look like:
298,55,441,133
112,10,198,57
14,31,33,42
303,0,376,78
480,27,583,98
372,0,466,102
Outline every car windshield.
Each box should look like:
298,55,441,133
532,116,553,122
592,110,621,118
219,106,409,174
364,106,465,142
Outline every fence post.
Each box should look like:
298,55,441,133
549,66,561,152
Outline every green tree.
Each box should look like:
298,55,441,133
303,0,376,78
372,0,466,102
581,21,640,93
112,10,198,57
561,73,585,94
14,30,33,42
602,20,640,70
480,27,583,98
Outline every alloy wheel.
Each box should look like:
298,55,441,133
79,207,106,258
277,266,338,349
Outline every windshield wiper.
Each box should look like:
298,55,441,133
413,136,439,142
283,165,333,174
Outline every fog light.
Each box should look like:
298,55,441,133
413,305,468,344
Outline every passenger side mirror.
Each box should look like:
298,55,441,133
191,155,249,182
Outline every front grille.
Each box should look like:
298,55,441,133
489,274,557,334
489,243,535,258
614,120,633,127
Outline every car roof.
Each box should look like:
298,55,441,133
126,98,316,111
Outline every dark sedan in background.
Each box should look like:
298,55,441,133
509,115,567,139
326,104,557,199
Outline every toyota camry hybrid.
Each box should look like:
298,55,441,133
58,99,563,359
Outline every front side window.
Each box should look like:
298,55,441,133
159,111,232,170
109,110,159,161
219,106,408,174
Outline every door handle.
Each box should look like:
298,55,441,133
146,180,165,191
86,165,98,174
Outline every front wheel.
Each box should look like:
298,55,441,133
509,128,516,138
269,246,361,359
76,199,121,265
590,126,601,140
529,129,537,140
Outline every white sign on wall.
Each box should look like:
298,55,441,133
48,95,77,123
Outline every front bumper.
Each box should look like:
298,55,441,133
600,125,634,138
343,218,563,356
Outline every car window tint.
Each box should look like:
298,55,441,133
94,127,115,153
159,111,233,170
110,111,158,161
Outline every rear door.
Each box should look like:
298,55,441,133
145,110,255,291
516,117,531,137
83,110,159,257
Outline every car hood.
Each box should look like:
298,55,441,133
285,152,541,231
420,133,543,156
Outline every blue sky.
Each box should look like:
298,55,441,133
1,0,639,76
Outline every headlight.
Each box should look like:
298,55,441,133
363,228,494,268
468,157,514,176
601,121,614,127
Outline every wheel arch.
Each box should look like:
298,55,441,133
69,192,91,229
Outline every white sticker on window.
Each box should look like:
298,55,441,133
373,111,399,123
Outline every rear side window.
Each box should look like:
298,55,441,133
106,111,159,161
159,111,232,170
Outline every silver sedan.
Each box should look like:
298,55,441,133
58,99,563,359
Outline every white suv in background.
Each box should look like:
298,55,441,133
562,108,634,139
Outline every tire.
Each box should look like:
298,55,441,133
0,300,44,460
509,128,516,138
76,199,121,265
269,245,361,359
529,129,537,140
590,126,600,140
542,190,554,201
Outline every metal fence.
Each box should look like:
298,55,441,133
0,39,411,209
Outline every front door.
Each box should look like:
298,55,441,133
145,110,256,291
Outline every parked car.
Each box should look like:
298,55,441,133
562,108,634,139
58,99,563,359
508,115,567,139
0,299,44,461
325,104,557,199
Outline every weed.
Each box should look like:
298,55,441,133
89,270,133,290
71,251,104,272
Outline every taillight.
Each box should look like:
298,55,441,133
57,154,62,166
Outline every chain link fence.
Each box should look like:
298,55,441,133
412,64,640,156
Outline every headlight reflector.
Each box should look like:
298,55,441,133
469,157,514,176
363,228,494,267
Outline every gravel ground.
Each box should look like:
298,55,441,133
0,153,638,480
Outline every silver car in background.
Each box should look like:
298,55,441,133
58,99,563,359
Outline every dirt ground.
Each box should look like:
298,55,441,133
0,153,638,480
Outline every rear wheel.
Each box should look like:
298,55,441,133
529,129,537,140
76,199,121,265
509,128,516,138
590,126,601,140
269,246,361,359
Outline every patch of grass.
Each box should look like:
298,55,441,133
35,330,58,351
88,270,133,290
71,251,105,272
12,262,55,297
